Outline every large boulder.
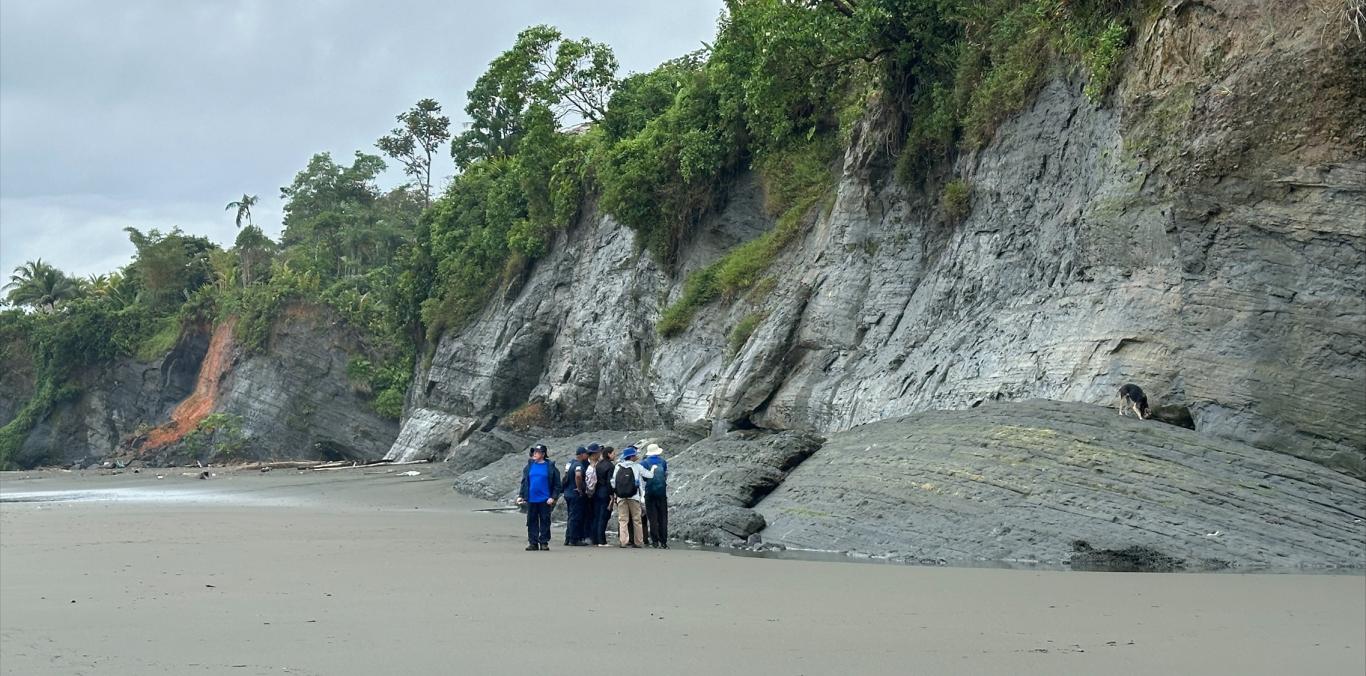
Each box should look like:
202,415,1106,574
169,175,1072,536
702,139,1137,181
666,430,824,545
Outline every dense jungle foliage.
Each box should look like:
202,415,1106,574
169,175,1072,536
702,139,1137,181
2,0,1147,467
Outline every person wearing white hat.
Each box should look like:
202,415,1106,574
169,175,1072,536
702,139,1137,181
640,443,669,548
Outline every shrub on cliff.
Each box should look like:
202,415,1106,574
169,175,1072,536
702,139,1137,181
941,179,972,223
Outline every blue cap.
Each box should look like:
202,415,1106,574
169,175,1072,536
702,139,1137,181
575,446,589,455
622,446,638,459
586,442,601,452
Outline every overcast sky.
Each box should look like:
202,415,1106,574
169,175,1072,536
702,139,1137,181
0,0,723,279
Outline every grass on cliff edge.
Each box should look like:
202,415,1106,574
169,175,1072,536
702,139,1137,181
657,138,837,338
727,312,767,357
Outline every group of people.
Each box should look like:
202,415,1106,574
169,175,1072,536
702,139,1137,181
516,440,669,551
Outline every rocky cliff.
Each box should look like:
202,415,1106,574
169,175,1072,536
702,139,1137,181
394,1,1363,473
5,304,398,468
393,1,1364,565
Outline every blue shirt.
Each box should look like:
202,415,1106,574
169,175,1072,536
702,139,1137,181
527,461,551,503
641,456,667,494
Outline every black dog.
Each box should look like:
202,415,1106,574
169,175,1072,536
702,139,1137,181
1117,383,1150,419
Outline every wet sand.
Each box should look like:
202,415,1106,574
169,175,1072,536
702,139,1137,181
1,468,1363,675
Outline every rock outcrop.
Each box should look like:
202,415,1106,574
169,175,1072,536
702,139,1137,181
757,400,1365,569
665,430,824,545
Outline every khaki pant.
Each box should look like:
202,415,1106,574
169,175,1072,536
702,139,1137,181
616,498,645,546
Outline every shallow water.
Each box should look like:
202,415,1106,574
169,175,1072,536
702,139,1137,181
0,486,304,507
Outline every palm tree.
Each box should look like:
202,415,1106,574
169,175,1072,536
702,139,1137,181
85,271,133,307
4,259,83,311
225,194,259,229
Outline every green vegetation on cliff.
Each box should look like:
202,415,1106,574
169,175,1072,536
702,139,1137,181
414,0,1147,338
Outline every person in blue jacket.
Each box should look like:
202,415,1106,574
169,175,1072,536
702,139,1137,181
640,443,670,548
517,444,561,551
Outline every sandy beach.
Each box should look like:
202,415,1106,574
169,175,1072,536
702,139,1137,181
1,468,1362,676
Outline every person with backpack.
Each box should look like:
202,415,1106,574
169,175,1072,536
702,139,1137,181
640,443,669,548
611,446,655,548
561,446,591,546
591,445,615,547
624,444,647,538
516,444,560,551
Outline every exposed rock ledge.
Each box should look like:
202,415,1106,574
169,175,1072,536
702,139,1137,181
758,400,1365,570
447,400,1364,570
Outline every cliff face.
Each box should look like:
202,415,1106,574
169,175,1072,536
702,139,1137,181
8,304,398,467
10,328,207,468
392,1,1365,477
206,305,399,463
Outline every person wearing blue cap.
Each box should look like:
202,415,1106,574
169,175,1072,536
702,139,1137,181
516,444,560,551
561,446,591,546
611,446,655,548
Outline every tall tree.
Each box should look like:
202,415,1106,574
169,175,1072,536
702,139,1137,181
450,25,618,170
377,99,451,206
232,225,275,287
4,259,83,312
225,194,259,228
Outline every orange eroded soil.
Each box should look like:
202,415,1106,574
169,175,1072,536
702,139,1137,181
141,319,236,449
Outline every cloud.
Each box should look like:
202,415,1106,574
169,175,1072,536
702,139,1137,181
0,0,723,278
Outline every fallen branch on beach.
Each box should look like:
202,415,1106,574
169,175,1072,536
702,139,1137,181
308,459,428,472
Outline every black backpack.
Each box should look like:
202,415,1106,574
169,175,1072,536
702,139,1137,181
613,465,638,498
